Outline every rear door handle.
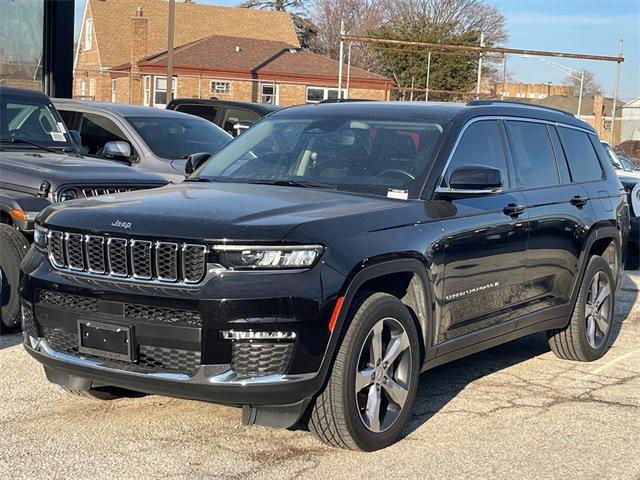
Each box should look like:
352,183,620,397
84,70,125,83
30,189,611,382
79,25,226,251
570,195,589,207
503,204,525,218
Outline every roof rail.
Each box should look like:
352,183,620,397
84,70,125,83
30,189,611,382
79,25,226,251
466,99,575,117
318,98,372,104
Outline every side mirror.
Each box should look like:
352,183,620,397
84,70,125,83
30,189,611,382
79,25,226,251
437,165,503,195
185,152,212,175
68,130,82,150
103,141,132,159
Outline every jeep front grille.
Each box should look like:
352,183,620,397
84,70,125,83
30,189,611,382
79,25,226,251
47,230,207,284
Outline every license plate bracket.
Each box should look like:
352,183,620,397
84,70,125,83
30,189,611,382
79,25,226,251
78,319,133,362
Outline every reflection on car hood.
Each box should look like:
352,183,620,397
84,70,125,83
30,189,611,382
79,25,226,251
0,151,167,192
40,182,425,241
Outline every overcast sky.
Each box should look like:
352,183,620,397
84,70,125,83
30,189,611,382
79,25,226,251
74,0,639,101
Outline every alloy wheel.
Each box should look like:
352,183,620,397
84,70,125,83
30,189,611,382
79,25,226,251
585,271,612,349
355,317,412,433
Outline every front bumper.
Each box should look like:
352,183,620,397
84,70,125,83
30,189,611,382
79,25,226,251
20,247,346,407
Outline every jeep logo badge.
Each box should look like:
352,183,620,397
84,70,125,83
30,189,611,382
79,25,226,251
111,220,132,229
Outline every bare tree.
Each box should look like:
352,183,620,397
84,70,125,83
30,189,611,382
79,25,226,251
240,0,306,13
561,69,603,95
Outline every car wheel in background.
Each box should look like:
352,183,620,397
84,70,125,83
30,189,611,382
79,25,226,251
0,224,30,333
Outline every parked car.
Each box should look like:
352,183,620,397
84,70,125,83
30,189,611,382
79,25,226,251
22,100,627,450
166,98,279,136
601,140,640,268
0,86,167,332
55,99,232,182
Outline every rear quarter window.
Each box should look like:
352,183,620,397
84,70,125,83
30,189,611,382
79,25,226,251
558,127,603,182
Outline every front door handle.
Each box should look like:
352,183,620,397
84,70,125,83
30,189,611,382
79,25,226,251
503,204,525,218
570,195,589,207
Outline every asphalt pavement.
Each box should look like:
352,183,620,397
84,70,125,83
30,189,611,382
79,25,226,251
1,275,639,480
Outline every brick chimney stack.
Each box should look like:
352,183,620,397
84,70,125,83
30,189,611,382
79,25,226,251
130,7,148,71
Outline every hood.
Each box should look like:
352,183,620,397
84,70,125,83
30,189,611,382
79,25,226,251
0,151,167,193
616,169,640,187
40,182,424,242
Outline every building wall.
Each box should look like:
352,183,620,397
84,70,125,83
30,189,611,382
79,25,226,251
487,81,573,99
621,107,640,142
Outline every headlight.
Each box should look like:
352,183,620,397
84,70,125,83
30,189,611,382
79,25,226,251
34,224,48,251
216,245,324,270
57,188,78,202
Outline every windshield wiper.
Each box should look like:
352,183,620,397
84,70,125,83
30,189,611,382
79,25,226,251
0,138,66,154
247,179,338,190
183,176,222,183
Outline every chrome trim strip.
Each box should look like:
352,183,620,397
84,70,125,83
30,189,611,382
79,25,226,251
213,244,324,251
434,186,502,195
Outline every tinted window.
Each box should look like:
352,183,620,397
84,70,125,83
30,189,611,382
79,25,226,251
196,115,444,198
443,120,507,187
506,121,560,189
127,115,231,159
58,109,76,129
558,127,603,182
222,108,261,136
77,113,130,157
175,104,217,123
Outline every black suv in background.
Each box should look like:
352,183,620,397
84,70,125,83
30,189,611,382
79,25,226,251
0,87,167,332
166,98,278,136
21,100,628,450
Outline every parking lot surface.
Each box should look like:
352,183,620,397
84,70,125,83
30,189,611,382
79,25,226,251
1,275,639,480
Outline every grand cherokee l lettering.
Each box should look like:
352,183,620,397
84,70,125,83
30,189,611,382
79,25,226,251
21,100,628,450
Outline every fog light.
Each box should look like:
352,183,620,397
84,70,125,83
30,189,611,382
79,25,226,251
221,330,296,341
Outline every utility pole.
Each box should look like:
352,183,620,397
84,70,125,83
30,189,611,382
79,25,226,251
166,0,175,104
425,52,431,101
475,33,484,99
501,54,507,99
346,43,352,94
577,70,584,118
337,20,344,99
610,39,623,144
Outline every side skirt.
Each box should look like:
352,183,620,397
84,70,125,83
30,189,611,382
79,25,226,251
422,304,571,372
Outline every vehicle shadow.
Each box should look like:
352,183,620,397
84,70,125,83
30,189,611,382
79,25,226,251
402,275,637,438
0,332,22,350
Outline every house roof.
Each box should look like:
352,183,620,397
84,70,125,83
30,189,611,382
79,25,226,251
123,34,391,85
514,94,623,117
86,0,299,68
623,98,640,109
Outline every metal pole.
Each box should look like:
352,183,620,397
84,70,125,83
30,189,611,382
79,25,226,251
167,0,175,103
337,20,344,99
577,70,584,118
501,54,507,99
410,76,415,101
346,43,352,95
425,52,431,101
610,39,623,144
475,33,484,98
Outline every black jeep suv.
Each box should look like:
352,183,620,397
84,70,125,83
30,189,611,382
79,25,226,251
0,87,166,332
21,100,628,450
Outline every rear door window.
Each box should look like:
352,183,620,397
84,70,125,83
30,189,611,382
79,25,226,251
558,127,603,182
442,120,508,188
505,121,560,189
174,104,217,123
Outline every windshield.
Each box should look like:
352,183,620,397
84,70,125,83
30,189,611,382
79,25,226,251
126,115,231,160
195,115,444,197
0,93,74,150
601,142,625,170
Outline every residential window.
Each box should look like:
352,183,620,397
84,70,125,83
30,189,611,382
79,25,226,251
152,76,177,108
143,76,151,106
261,83,279,105
111,80,117,102
305,86,347,103
84,18,93,51
79,80,87,97
211,81,231,94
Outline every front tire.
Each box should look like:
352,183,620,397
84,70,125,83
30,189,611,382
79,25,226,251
547,255,616,362
309,292,420,451
0,224,30,332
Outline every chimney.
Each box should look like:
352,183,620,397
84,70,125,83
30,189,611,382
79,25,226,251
130,7,148,71
593,94,604,134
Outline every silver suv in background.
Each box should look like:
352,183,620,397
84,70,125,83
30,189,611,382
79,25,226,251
54,100,232,182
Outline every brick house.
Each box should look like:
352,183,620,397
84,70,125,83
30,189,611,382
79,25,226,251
75,0,391,106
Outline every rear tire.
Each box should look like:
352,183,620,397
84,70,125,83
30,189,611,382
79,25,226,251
309,292,420,451
547,255,615,362
0,224,30,333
